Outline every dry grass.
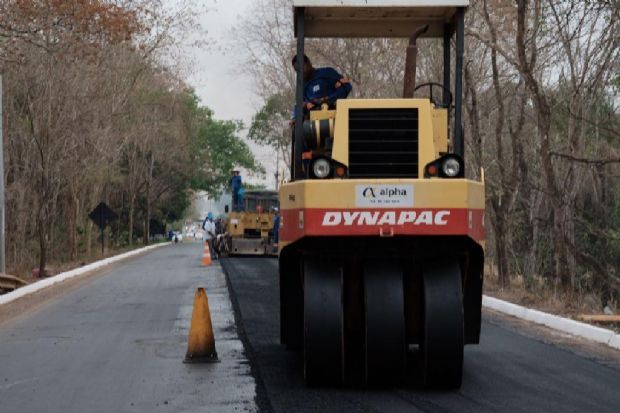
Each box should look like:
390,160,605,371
13,244,152,285
483,263,619,333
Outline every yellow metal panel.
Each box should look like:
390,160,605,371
279,179,485,210
309,105,336,121
332,103,350,166
432,108,448,155
331,98,436,175
228,212,275,237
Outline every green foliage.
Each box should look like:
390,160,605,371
245,182,267,191
248,93,290,150
186,93,264,197
157,189,191,224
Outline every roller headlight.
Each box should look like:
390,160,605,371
312,158,331,179
424,154,464,178
442,157,461,177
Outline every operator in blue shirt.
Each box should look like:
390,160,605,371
292,54,352,116
229,170,244,212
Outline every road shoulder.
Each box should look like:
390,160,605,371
0,244,167,326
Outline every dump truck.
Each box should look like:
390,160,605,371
278,0,484,388
225,190,279,256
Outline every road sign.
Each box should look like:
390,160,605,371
88,202,118,254
89,202,118,230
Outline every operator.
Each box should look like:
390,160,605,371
229,170,244,212
202,212,218,260
291,55,352,171
291,54,352,116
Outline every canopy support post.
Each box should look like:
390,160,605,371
454,8,465,164
294,7,306,181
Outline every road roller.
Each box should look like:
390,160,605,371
279,0,484,388
225,190,279,256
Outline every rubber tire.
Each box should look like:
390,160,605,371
364,260,406,385
422,259,464,388
303,256,344,386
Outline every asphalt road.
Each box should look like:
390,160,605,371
0,243,257,413
222,257,620,413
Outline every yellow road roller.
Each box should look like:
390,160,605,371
226,190,279,256
279,1,484,388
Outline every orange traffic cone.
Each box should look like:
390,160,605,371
184,287,219,363
201,242,212,266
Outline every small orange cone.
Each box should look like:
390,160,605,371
201,243,212,266
184,287,219,363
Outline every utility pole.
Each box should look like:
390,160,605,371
0,75,5,273
275,149,280,191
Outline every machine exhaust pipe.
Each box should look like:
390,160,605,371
403,25,429,98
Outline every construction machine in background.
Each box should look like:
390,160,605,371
224,190,279,256
279,1,485,388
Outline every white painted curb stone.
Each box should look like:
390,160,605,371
0,243,170,306
483,295,620,351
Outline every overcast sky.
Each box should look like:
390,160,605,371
184,0,255,122
171,0,279,189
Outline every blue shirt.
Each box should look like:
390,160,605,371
229,175,242,191
303,67,352,107
292,67,352,118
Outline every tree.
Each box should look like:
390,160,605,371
0,1,262,278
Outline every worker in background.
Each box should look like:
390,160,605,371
229,170,244,212
213,217,223,257
214,216,226,256
202,212,218,260
272,207,280,254
291,54,352,117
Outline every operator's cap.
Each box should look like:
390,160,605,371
291,54,310,66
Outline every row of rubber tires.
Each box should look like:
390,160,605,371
302,257,464,388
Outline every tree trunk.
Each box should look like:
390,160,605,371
68,196,78,261
516,0,570,290
128,194,135,245
86,220,92,257
37,208,47,277
144,206,150,245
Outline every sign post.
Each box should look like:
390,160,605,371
88,202,118,256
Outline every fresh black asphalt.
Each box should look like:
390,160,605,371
221,257,620,413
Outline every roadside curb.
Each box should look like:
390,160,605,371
0,243,170,306
482,295,620,351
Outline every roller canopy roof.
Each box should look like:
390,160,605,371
293,0,469,38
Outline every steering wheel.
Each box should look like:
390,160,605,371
414,82,453,109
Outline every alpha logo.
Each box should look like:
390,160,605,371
356,184,413,207
362,186,409,198
362,187,376,198
322,210,450,226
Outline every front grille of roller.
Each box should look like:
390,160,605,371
348,108,419,178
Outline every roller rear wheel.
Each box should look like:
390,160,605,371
422,259,464,388
303,256,344,386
